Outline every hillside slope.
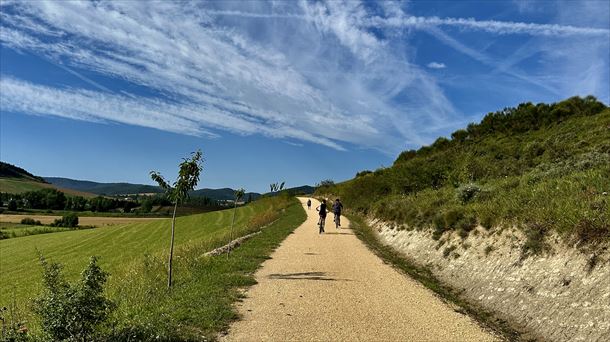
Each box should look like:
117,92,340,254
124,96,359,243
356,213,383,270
0,161,47,182
319,96,609,247
0,162,95,197
316,96,610,341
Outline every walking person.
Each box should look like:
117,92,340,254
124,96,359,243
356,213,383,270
333,198,343,229
316,199,328,234
307,199,312,210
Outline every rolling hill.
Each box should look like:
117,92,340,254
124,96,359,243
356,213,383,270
45,177,263,200
0,162,96,197
45,177,315,199
45,177,163,196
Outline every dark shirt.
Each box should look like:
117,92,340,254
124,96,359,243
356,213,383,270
333,202,343,214
318,203,327,217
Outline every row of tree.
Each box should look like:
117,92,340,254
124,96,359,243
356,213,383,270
0,188,220,213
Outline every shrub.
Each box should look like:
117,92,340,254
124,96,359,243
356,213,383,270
0,305,29,341
574,218,609,246
456,183,481,203
443,245,457,258
443,207,464,229
356,170,372,178
52,213,79,228
20,217,42,226
484,245,495,256
8,199,17,211
479,212,496,230
521,222,549,259
458,214,477,232
432,214,447,240
33,255,115,341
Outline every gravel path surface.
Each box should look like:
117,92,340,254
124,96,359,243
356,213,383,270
223,198,499,341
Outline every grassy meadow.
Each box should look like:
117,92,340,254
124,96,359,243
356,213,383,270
0,195,305,340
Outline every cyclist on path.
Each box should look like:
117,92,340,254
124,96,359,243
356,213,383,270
333,198,344,229
316,199,328,234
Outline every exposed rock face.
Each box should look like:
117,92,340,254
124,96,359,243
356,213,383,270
370,219,610,342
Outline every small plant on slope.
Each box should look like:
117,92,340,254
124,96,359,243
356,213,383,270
228,188,245,257
150,150,204,288
33,254,115,341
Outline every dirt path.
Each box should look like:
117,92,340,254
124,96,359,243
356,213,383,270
223,198,498,341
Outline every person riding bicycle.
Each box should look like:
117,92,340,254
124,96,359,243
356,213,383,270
307,199,312,210
316,199,328,234
332,198,343,228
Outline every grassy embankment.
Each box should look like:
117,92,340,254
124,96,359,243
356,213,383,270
1,195,306,340
318,96,609,253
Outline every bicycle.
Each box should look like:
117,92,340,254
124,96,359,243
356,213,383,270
318,215,326,233
334,213,341,229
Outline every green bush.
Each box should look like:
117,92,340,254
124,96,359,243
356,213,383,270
456,183,481,203
33,255,115,341
8,199,17,211
20,217,42,226
443,207,464,229
52,213,79,228
521,223,549,259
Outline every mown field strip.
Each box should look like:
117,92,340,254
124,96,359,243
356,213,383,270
0,214,166,226
0,200,268,305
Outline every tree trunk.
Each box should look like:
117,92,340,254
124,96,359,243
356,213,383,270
228,198,238,257
168,201,178,288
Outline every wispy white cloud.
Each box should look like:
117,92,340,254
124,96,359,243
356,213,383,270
0,0,461,153
427,62,446,69
368,15,609,37
0,0,607,155
0,77,352,150
206,7,610,37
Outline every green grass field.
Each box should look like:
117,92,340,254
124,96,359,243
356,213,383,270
0,195,306,340
0,196,285,306
0,177,95,197
0,221,73,239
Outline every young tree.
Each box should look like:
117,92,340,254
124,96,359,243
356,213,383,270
228,188,245,257
150,150,203,288
269,181,285,193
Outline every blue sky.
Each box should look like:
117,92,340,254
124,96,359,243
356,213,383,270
1,0,609,193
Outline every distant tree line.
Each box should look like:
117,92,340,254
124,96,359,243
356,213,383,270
0,188,221,213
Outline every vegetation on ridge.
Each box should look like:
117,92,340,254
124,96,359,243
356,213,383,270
317,96,610,250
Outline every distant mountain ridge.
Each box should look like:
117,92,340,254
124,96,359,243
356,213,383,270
45,177,315,200
45,177,265,200
45,177,163,196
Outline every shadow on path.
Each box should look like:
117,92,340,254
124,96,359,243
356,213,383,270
268,272,350,282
